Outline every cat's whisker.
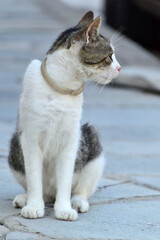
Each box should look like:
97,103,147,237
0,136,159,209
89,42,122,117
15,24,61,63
114,43,126,50
88,80,97,97
111,26,126,39
110,29,125,48
97,74,110,95
89,79,101,96
113,36,125,46
110,30,121,44
98,83,106,96
89,75,105,96
110,30,119,42
88,81,95,96
114,46,121,51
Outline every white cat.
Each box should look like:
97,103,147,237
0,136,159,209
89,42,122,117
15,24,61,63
8,11,121,221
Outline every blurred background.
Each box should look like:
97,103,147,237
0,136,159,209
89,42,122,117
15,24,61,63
0,1,160,238
106,0,160,55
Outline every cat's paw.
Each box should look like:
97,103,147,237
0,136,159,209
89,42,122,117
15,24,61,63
21,203,44,219
71,195,89,213
54,208,78,221
13,194,27,208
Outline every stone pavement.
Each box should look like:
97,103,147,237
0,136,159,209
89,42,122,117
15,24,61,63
0,0,160,239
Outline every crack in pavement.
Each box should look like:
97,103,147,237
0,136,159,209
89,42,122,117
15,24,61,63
0,214,27,232
91,194,160,206
131,180,160,192
96,180,131,193
102,175,160,192
0,212,135,240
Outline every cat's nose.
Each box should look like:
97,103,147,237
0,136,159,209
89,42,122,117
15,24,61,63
117,66,121,72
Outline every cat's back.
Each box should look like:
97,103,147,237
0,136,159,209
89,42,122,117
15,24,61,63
21,59,53,107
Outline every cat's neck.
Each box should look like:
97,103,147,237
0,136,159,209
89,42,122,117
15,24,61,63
44,49,87,94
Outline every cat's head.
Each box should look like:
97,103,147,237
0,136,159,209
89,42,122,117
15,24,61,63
47,11,121,84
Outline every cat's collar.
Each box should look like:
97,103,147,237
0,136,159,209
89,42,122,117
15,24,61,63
41,58,85,96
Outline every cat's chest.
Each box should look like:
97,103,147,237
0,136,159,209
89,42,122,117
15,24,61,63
43,93,83,122
38,93,83,152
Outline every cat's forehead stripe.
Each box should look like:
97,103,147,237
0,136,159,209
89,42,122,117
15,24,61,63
47,27,80,54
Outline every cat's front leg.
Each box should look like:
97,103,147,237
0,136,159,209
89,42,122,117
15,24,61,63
54,135,79,221
20,134,44,219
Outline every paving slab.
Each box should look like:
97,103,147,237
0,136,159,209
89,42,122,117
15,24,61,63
105,154,160,177
91,179,160,204
131,176,160,191
6,200,160,240
6,232,41,240
0,225,9,237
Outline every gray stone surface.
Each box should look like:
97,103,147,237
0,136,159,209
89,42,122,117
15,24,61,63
0,0,160,239
6,232,40,240
10,201,160,240
91,179,160,204
0,225,9,237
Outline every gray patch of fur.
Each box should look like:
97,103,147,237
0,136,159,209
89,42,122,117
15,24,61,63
74,123,102,172
8,123,102,175
47,26,81,54
8,132,25,174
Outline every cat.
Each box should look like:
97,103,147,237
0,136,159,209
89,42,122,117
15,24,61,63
8,11,121,221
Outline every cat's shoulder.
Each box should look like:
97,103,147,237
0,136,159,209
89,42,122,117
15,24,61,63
23,59,42,87
25,59,41,75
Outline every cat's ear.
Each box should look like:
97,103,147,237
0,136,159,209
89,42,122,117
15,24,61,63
70,15,101,45
77,11,94,28
84,16,101,42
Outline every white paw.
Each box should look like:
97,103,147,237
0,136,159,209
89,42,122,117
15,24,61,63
21,203,44,219
54,208,78,221
71,195,89,213
13,194,27,208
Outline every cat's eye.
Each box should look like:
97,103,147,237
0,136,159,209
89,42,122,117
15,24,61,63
109,54,113,62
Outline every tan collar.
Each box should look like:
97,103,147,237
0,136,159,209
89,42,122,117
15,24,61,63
41,58,84,96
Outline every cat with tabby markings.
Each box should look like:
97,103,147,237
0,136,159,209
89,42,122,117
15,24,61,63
8,11,121,221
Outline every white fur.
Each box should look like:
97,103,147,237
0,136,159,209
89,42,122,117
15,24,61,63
13,194,27,208
14,44,120,220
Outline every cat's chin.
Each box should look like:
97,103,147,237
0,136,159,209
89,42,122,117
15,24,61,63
104,72,120,84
